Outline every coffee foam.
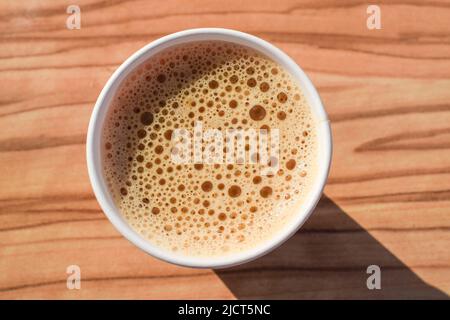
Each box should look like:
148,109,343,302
102,41,318,258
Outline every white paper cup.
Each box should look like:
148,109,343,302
86,28,332,269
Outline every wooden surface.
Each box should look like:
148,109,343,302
0,0,449,299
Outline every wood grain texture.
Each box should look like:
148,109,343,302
0,0,449,299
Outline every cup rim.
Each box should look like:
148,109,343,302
86,28,332,269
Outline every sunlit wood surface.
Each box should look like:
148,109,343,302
0,0,449,299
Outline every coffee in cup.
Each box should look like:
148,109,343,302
101,40,319,258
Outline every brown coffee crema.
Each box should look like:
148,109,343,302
102,41,318,257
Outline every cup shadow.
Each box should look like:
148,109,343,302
214,196,448,299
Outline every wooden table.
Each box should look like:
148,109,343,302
0,0,449,299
